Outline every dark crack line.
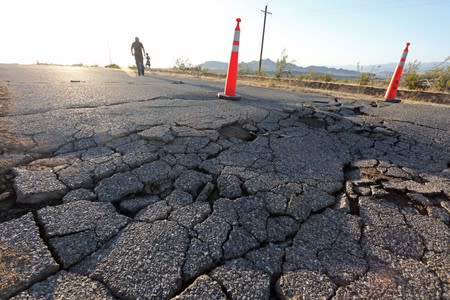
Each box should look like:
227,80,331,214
390,118,449,132
427,268,445,298
399,209,428,260
31,211,62,267
365,114,448,133
5,96,178,118
87,274,125,300
48,229,94,241
4,214,63,298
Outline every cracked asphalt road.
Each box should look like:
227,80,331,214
1,64,449,299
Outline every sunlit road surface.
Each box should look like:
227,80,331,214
1,64,449,299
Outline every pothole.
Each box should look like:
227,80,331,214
218,123,257,142
348,196,360,215
112,201,135,218
353,107,367,116
207,185,220,205
296,117,327,129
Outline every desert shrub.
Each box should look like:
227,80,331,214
258,68,267,77
402,60,421,90
322,73,333,82
173,58,192,71
105,64,121,69
298,71,320,81
424,64,450,92
359,73,370,85
239,63,252,75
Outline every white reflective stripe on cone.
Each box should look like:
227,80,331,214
233,31,240,41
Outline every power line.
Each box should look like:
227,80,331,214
258,4,272,75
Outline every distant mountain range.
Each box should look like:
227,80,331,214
339,61,449,73
201,59,360,78
201,59,449,79
338,61,449,79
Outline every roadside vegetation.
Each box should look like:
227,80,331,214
274,49,290,79
172,58,203,74
105,64,121,69
169,52,449,93
403,58,449,92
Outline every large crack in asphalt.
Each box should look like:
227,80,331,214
1,100,449,299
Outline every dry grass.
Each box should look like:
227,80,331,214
157,69,450,107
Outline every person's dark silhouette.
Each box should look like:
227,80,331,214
131,37,146,76
145,53,151,69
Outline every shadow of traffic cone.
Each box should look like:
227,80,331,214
218,18,242,101
384,42,410,103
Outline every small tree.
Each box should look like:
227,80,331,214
275,49,288,79
174,58,192,71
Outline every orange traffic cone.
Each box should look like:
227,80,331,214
384,42,410,103
218,18,242,100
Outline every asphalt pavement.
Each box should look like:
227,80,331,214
0,64,449,299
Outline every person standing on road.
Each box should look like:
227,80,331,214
145,53,151,69
131,37,146,76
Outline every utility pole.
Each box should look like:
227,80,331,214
258,4,272,75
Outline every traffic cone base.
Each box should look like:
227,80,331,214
218,92,241,101
384,98,401,103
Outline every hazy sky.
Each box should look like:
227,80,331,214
1,0,449,68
